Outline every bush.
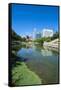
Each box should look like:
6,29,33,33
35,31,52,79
34,37,51,45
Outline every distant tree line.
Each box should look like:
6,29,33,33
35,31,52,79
11,29,26,42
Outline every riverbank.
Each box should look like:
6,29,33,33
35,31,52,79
43,39,59,52
11,29,43,86
12,61,42,86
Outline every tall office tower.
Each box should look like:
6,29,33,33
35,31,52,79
42,29,53,37
32,28,36,39
35,32,41,39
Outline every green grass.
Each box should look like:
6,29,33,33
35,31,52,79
12,62,42,86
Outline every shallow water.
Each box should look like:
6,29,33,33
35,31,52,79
17,44,59,84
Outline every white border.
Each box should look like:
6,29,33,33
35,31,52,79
0,0,61,90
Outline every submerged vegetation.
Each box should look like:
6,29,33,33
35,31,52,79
12,62,42,86
10,29,42,86
10,29,59,86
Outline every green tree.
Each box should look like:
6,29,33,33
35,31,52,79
51,32,59,40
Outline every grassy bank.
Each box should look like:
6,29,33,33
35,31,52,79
12,61,42,86
11,29,42,86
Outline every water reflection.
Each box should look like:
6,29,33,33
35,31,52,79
41,49,53,56
17,43,59,84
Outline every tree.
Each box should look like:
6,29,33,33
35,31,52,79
51,32,59,40
26,35,30,39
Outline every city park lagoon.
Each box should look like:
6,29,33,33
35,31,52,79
11,30,59,86
12,41,59,86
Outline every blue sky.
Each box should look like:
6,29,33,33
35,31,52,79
12,4,59,37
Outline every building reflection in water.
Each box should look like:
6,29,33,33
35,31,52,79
41,47,53,56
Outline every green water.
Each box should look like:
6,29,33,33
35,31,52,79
17,44,59,84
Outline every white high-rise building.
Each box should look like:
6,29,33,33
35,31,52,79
32,28,36,39
42,29,53,37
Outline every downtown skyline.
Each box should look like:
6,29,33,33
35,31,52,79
12,4,59,37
